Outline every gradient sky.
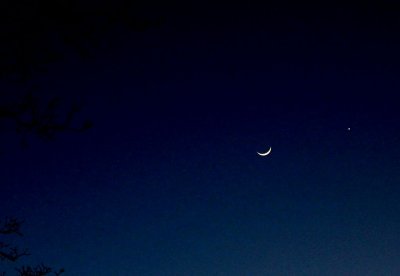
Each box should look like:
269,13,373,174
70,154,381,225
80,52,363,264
1,2,400,275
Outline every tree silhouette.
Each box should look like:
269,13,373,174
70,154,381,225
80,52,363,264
0,90,92,273
1,2,162,274
0,218,64,275
0,90,94,273
0,92,93,148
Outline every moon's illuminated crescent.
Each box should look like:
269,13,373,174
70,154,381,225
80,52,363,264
257,147,272,156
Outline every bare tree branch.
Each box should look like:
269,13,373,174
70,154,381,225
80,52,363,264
15,264,64,276
0,218,23,236
0,244,30,262
0,217,64,274
0,93,92,146
16,264,51,276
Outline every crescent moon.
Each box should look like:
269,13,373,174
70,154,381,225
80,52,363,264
257,147,272,156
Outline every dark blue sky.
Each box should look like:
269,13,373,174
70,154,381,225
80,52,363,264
1,2,400,275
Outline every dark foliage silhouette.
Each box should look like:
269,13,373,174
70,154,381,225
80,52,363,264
0,92,93,273
0,92,93,148
0,1,161,274
0,218,64,275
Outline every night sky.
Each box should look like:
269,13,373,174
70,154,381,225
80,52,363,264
1,2,400,275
